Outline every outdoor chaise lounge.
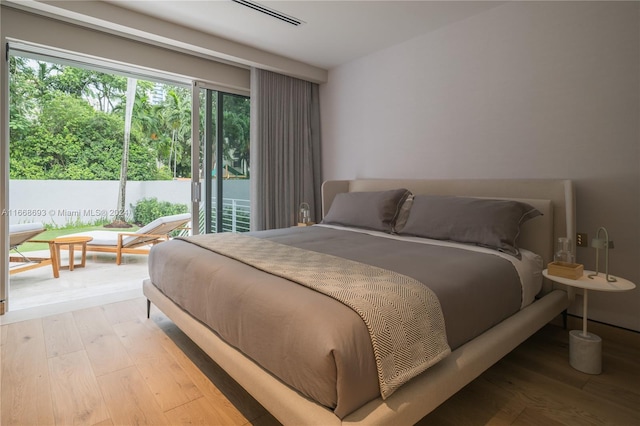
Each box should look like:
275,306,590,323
64,213,191,265
9,222,59,277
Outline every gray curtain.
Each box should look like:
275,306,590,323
250,68,322,231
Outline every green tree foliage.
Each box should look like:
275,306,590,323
132,197,188,226
223,94,250,175
201,93,251,178
51,66,127,112
9,56,250,182
8,56,38,141
9,92,158,180
10,58,164,180
160,88,192,178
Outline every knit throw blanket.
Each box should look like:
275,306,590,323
179,233,451,398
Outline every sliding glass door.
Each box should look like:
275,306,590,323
5,48,197,312
196,85,250,234
1,40,251,312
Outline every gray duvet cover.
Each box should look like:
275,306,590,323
148,226,523,418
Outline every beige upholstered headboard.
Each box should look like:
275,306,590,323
321,179,575,270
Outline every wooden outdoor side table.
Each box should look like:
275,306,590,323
53,236,94,271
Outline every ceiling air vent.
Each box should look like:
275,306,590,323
231,0,304,26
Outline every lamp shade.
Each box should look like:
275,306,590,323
298,202,311,224
591,238,606,249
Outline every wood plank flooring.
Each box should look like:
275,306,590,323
1,299,639,425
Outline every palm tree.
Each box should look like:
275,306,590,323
112,77,137,226
162,88,192,179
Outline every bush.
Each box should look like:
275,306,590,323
132,197,188,226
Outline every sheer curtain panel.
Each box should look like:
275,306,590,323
250,68,322,230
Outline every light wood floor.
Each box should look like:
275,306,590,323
1,299,638,425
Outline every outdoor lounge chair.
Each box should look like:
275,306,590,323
9,222,59,277
63,213,191,265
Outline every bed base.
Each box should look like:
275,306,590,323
144,280,568,425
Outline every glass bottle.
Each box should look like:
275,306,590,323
554,237,573,264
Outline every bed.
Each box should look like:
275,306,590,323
143,178,575,425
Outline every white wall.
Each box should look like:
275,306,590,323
8,180,191,226
8,180,251,226
320,1,640,331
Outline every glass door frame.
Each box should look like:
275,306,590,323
1,40,10,313
190,82,202,236
195,82,250,235
203,88,225,233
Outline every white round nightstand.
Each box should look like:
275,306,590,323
542,269,636,374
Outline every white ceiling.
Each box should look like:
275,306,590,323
100,1,504,69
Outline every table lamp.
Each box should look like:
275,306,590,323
587,227,616,282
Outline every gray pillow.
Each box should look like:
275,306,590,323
393,194,414,234
322,188,412,233
399,195,542,257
